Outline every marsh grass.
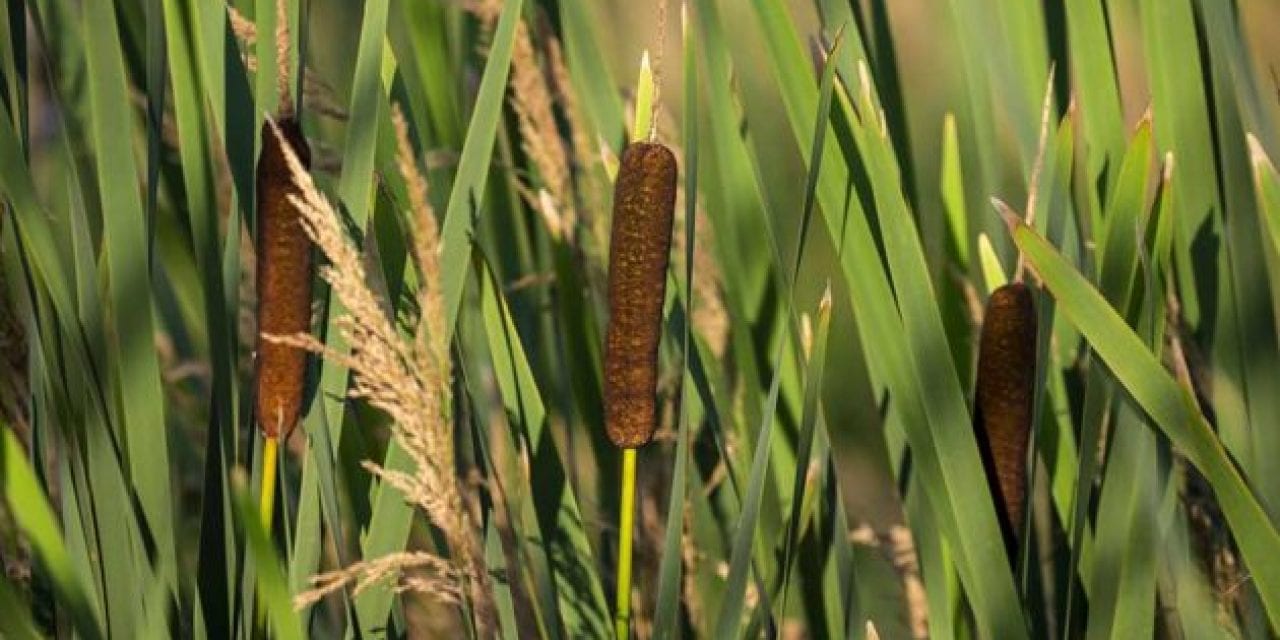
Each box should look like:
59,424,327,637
3,0,1280,638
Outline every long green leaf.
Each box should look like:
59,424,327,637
1013,219,1280,632
1,428,103,639
83,0,175,596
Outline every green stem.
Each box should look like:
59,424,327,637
614,448,638,639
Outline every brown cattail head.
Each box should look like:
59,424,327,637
255,116,313,440
604,142,677,448
974,282,1037,553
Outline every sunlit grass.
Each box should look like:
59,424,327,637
1,0,1279,638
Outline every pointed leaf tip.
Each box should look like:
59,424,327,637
990,198,1023,234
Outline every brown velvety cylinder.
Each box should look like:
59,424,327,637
604,142,677,448
974,282,1037,549
255,117,312,440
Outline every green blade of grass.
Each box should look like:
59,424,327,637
1,428,103,639
1064,0,1124,186
654,10,700,634
159,10,239,631
712,334,787,640
977,233,1008,293
776,289,832,616
233,474,302,640
83,0,175,597
941,113,970,267
1012,218,1280,632
439,0,522,328
0,573,39,640
348,2,523,632
738,2,1026,634
476,250,610,638
652,389,690,638
1137,0,1215,327
1060,120,1153,634
485,514,519,640
558,0,625,149
1254,138,1280,260
1197,4,1280,525
1084,155,1165,638
841,65,1027,636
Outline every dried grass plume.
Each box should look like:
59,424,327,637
261,114,490,632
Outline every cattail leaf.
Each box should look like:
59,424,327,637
438,0,523,330
776,290,833,615
190,2,256,226
1254,137,1280,261
712,334,787,640
1136,0,1215,326
160,0,236,438
631,51,655,143
1061,119,1153,634
689,24,844,621
558,0,626,150
1199,2,1280,527
977,233,1007,294
232,474,302,640
691,0,780,417
83,0,177,605
476,252,610,638
1012,220,1280,631
837,61,1028,639
484,517,519,640
942,113,970,266
739,1,1026,634
652,390,691,640
1,428,103,639
1063,0,1125,186
654,14,701,634
1079,121,1161,640
1094,118,1152,298
0,573,39,640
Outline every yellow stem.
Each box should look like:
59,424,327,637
614,448,638,639
260,437,279,533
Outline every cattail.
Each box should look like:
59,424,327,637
604,142,677,448
973,282,1037,550
255,116,312,439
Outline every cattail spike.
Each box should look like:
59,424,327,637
255,116,313,440
604,142,677,448
973,282,1037,554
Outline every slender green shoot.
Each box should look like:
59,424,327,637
614,448,638,639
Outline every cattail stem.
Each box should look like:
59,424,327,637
253,437,279,640
614,448,638,639
259,436,279,532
